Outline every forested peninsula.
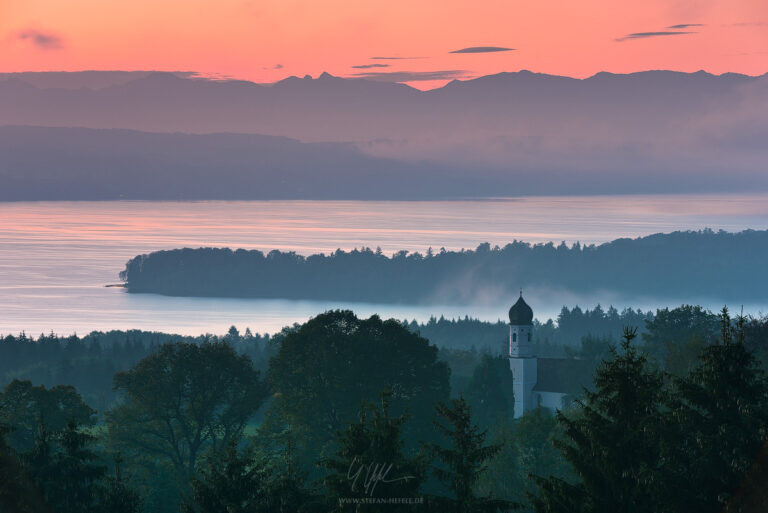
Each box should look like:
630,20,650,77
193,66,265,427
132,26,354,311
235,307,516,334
120,229,768,302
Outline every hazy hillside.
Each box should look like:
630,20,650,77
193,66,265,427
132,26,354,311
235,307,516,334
2,70,767,198
1,70,763,144
6,125,590,199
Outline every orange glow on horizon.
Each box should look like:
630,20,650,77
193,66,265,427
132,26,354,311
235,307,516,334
1,0,766,89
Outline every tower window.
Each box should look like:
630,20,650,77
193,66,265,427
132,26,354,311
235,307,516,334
512,333,517,342
528,332,531,342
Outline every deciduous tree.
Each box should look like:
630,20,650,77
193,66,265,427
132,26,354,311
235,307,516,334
107,341,267,480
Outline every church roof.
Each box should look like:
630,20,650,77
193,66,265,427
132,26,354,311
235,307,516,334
508,292,533,325
533,358,594,396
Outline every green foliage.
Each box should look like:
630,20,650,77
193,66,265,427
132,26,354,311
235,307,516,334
0,379,96,451
532,328,669,513
265,310,450,468
184,439,265,513
107,341,268,480
4,304,768,513
412,305,652,355
428,397,517,513
320,389,428,512
439,348,482,396
667,307,768,513
477,408,575,510
564,335,613,364
642,304,719,368
184,434,315,513
23,420,106,513
473,419,523,508
534,311,768,513
0,329,274,411
0,425,50,513
465,355,515,430
98,455,142,513
664,332,709,377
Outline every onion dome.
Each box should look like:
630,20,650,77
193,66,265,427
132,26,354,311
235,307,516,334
508,291,533,325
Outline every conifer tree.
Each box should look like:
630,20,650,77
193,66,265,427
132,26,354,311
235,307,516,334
98,454,142,513
532,328,669,513
0,424,49,513
184,434,315,513
428,396,516,513
24,420,106,513
184,439,265,513
668,307,768,513
320,389,427,512
258,429,315,513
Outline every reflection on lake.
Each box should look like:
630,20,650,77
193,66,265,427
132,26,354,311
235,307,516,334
1,194,767,336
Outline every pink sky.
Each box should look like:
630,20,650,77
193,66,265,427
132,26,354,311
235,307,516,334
1,0,766,89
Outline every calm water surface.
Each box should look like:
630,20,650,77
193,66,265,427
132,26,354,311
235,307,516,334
2,194,768,336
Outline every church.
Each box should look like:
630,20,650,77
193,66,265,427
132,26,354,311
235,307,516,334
507,292,588,417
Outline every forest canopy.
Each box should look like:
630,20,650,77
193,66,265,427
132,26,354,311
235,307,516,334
121,229,768,302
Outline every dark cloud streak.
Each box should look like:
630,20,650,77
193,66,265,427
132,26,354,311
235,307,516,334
615,31,696,42
351,63,391,69
667,23,704,29
450,46,514,54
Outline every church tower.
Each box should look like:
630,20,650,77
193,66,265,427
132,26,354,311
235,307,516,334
508,291,536,417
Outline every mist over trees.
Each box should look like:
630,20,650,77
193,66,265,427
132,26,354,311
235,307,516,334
121,229,768,302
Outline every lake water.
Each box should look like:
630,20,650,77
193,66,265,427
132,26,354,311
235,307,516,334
2,194,768,336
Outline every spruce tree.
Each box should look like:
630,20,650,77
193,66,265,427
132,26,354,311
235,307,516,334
184,439,265,513
24,419,106,513
428,396,516,513
258,429,315,513
320,389,427,512
98,454,142,513
668,307,768,513
532,327,669,513
0,424,49,513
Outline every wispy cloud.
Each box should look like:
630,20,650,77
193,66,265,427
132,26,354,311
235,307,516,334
352,63,391,69
728,21,768,27
667,23,704,29
349,70,468,82
615,31,696,42
17,29,62,50
450,46,514,54
370,56,426,60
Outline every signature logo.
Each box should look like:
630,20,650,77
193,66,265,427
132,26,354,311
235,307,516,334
346,457,415,496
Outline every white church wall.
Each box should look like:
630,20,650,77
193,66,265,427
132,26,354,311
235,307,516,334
535,391,568,413
509,357,537,418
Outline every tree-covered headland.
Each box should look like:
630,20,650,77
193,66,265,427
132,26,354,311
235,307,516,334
121,230,768,302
